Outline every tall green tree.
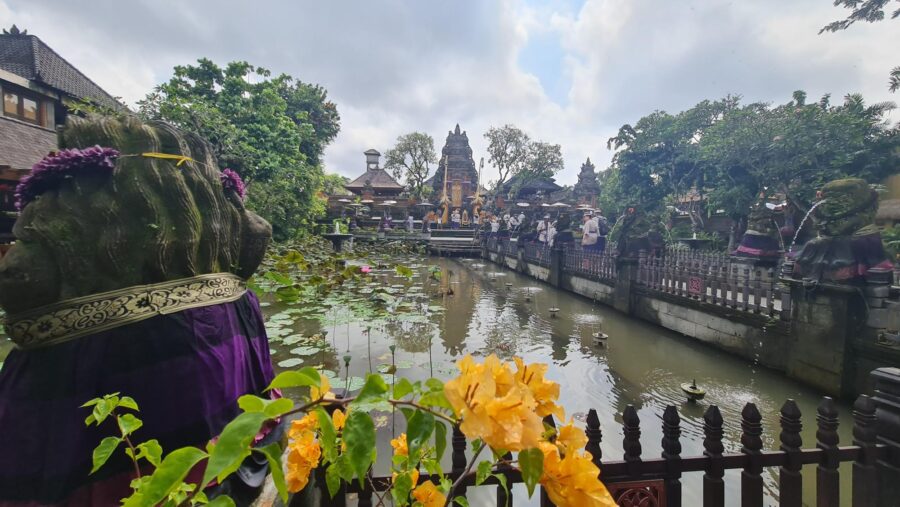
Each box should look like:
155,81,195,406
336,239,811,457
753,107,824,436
484,125,531,189
138,58,340,239
384,132,437,199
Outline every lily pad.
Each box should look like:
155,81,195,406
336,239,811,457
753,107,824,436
277,358,304,368
282,335,305,345
290,346,325,356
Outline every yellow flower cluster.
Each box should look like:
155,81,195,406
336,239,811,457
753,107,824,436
390,433,409,456
539,439,615,507
286,426,321,493
444,355,615,506
411,481,446,507
444,355,563,451
285,372,337,494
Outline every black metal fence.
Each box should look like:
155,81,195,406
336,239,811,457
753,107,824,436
310,367,900,507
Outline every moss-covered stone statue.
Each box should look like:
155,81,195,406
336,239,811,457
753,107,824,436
0,116,275,505
733,198,782,261
609,206,665,257
794,178,893,283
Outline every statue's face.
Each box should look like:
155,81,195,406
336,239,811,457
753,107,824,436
0,209,61,313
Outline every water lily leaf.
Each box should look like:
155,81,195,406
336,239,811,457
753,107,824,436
277,358,304,368
290,346,324,357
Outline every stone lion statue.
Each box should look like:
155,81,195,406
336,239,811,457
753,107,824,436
0,116,275,505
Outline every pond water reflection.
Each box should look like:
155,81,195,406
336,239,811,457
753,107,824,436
0,255,854,505
264,256,853,506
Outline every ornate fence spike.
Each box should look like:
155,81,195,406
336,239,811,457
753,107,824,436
852,394,878,507
778,399,803,506
662,405,683,507
740,402,763,507
702,405,725,507
622,405,642,477
816,397,840,507
585,408,603,469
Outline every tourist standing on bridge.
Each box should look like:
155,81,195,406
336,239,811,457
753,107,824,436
406,214,415,233
490,215,500,237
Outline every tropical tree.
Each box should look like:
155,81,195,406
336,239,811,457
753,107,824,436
322,173,350,196
138,58,340,239
484,125,531,189
384,132,437,199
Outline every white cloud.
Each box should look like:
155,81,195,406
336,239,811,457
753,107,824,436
1,0,897,187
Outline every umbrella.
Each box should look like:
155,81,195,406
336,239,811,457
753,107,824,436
348,202,363,207
551,202,570,208
516,202,530,207
338,198,352,203
383,200,397,205
360,199,374,204
417,202,434,207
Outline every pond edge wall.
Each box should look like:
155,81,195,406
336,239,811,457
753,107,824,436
482,245,877,398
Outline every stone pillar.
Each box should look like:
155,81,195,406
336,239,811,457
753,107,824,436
614,256,640,314
786,280,866,398
871,368,900,506
548,245,562,287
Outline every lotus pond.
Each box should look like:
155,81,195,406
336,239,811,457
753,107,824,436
0,239,855,505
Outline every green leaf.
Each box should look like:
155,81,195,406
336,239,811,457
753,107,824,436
475,461,492,486
91,436,121,474
454,496,470,507
325,462,342,498
418,391,452,411
352,374,390,411
122,447,207,507
202,412,268,486
265,271,294,286
496,473,509,507
92,398,116,425
264,398,294,418
315,407,338,462
266,367,322,391
391,470,414,507
118,396,140,412
254,443,288,503
343,410,376,485
135,440,163,468
237,395,265,413
206,496,236,507
434,421,448,462
117,413,143,437
518,448,544,497
405,410,434,461
393,378,415,399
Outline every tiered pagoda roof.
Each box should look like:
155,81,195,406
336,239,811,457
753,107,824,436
344,149,404,196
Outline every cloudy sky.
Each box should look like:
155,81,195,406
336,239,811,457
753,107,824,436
2,0,897,186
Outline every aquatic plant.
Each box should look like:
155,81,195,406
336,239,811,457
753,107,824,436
85,355,614,506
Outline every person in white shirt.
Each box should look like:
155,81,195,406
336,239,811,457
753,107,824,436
537,215,551,243
450,209,461,229
581,212,600,251
490,215,500,235
406,214,415,233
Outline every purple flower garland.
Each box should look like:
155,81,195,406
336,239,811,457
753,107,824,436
15,146,119,211
220,168,246,201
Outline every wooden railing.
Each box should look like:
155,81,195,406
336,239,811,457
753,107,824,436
311,368,900,507
562,244,618,282
637,248,791,320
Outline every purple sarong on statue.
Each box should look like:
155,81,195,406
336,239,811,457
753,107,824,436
0,291,274,506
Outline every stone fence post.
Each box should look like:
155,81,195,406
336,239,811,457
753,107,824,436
785,280,866,398
613,254,641,314
871,368,900,506
548,244,563,287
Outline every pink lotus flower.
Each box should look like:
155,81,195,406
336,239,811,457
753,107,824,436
361,265,372,274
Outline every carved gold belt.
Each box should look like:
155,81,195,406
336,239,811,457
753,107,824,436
3,273,247,349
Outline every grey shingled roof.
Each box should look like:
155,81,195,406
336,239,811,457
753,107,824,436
345,168,404,190
0,116,57,170
0,28,125,111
